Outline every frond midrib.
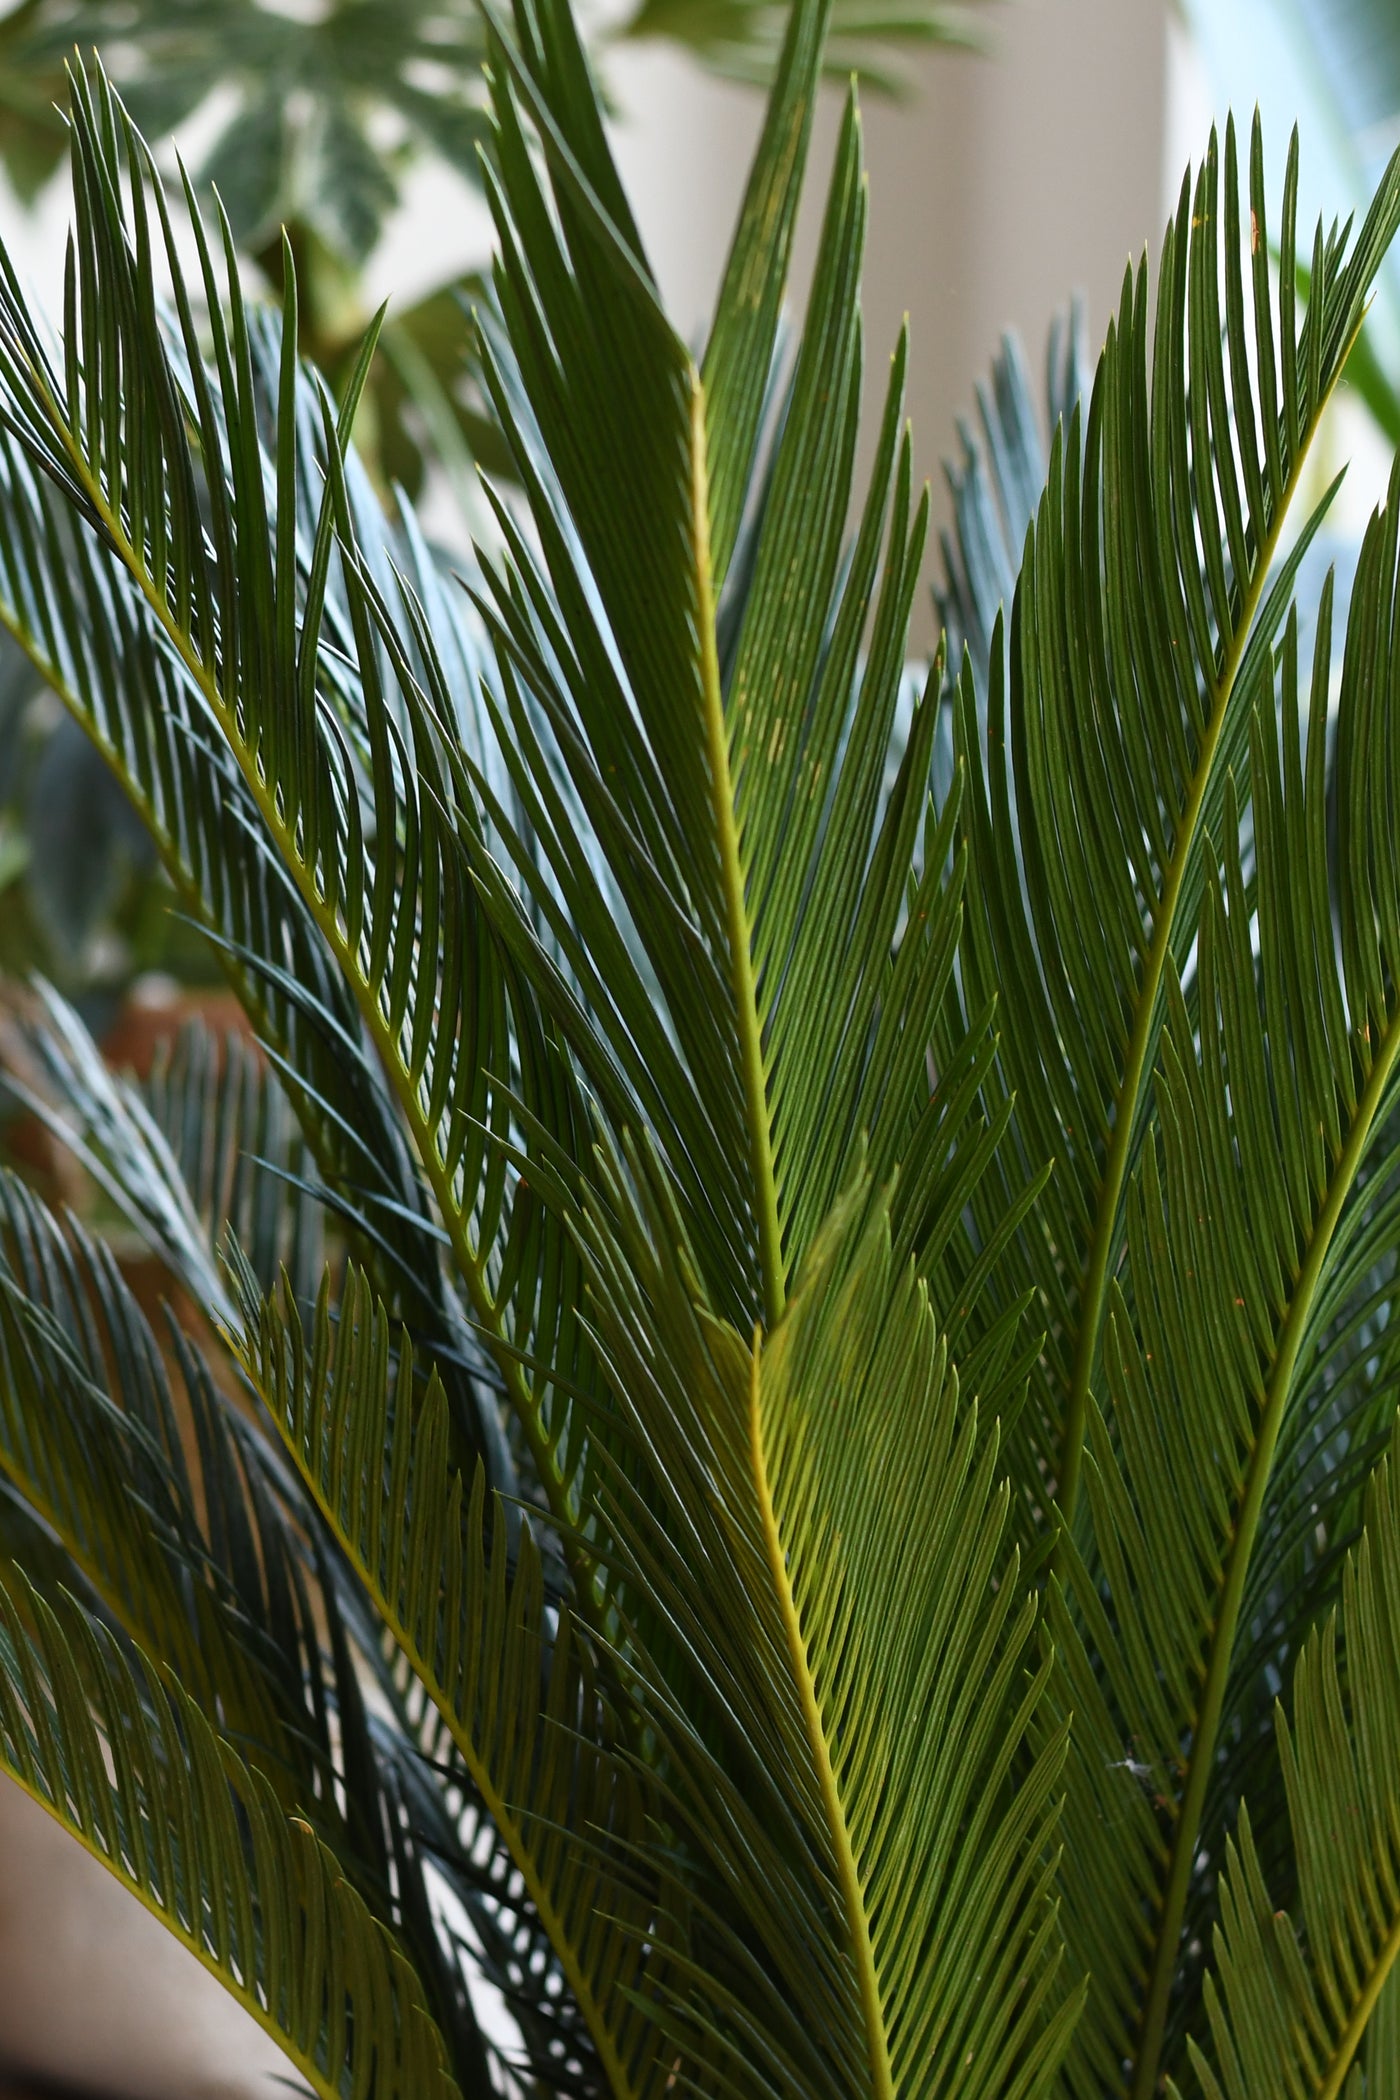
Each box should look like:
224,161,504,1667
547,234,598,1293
689,368,786,1331
1057,318,1365,1528
748,1336,892,2098
1316,1904,1400,2100
1127,994,1400,2100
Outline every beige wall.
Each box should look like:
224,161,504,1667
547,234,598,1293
0,1780,283,2098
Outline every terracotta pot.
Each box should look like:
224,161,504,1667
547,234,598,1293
100,979,255,1083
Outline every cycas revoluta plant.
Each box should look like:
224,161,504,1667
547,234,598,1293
2,0,1400,2092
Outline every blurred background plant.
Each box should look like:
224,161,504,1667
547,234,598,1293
0,0,991,1023
1183,0,1400,446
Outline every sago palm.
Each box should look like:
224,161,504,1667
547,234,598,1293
0,0,1399,2093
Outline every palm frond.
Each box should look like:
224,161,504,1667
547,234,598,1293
1178,1433,1400,2100
464,0,1014,1415
0,83,523,1503
0,1155,503,2083
0,1168,328,1806
934,304,1089,704
0,1084,568,2082
3,8,1400,2098
0,1570,459,2100
942,115,1400,1531
1051,454,1400,2097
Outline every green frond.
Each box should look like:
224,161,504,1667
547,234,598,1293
0,71,543,1506
574,1148,1076,2099
0,397,513,1499
468,0,1003,1373
934,304,1090,705
699,0,831,589
943,113,1400,1537
3,8,1400,2098
754,1179,1075,2097
1178,1437,1400,2100
0,1157,500,2080
225,1253,667,2100
1052,449,1400,2098
0,1571,458,2100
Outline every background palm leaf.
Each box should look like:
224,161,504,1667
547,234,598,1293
0,0,991,275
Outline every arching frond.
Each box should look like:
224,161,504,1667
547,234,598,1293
1178,1436,1400,2100
1052,457,1400,2098
0,1169,326,1809
0,79,544,1504
0,1572,459,2100
0,414,513,1498
944,114,1400,1535
226,1254,666,2100
0,1160,505,2080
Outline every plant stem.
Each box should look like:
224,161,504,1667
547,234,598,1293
1317,1907,1400,2100
690,368,786,1329
749,1338,891,2098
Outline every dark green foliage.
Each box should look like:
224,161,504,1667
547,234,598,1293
0,4,1399,2097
